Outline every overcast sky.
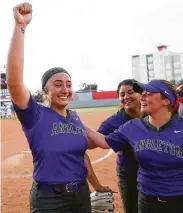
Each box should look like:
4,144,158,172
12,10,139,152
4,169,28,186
1,0,183,93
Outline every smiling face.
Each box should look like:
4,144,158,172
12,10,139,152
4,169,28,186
118,84,141,110
140,91,170,115
44,72,73,109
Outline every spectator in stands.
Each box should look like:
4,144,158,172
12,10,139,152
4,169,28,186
10,104,16,119
6,105,12,118
0,105,6,118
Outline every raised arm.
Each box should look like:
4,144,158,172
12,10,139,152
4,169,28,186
6,3,32,109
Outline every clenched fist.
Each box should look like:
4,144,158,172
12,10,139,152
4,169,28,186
13,2,32,26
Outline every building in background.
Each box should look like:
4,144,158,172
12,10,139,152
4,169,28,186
132,45,183,83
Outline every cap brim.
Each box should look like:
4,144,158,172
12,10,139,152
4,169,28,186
133,82,160,93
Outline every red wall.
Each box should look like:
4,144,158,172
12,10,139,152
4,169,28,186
92,91,118,100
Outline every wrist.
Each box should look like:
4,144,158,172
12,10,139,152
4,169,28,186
15,23,27,34
93,182,101,190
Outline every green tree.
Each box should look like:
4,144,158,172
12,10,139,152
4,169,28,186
179,79,183,84
78,83,98,92
32,90,44,103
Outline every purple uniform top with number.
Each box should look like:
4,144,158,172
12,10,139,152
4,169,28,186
98,109,138,172
105,115,183,196
13,95,87,184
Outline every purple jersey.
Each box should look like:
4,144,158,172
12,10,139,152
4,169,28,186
98,109,138,172
13,95,87,184
105,115,183,196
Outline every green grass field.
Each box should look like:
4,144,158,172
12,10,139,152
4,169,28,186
71,105,119,113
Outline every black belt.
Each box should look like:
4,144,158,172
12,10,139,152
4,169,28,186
140,192,183,203
35,180,86,193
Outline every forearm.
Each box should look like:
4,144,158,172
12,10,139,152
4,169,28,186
6,3,32,108
7,24,25,87
84,153,100,190
84,123,110,149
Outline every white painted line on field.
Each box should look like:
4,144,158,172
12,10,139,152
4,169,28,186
2,153,27,168
22,150,31,154
2,149,114,179
91,149,114,164
2,174,32,179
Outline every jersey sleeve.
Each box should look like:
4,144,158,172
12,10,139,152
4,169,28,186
105,125,129,152
12,95,41,130
98,120,113,135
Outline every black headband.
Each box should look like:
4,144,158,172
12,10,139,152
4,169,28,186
41,67,71,89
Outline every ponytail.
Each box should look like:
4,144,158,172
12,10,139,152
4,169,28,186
173,98,179,114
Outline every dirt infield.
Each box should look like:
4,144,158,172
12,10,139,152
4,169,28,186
2,111,123,213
